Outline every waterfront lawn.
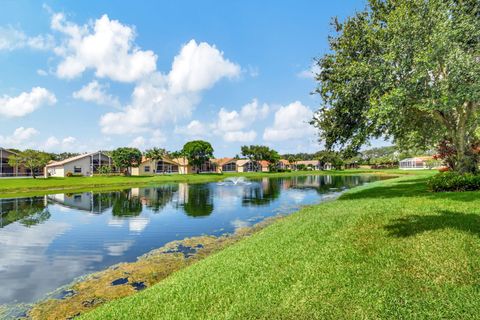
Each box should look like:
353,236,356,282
0,169,410,196
81,172,480,319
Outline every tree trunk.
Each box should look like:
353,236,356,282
452,126,477,174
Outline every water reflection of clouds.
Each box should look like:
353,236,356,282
287,190,307,203
105,240,134,257
107,218,124,228
128,217,149,233
230,218,250,230
0,221,102,303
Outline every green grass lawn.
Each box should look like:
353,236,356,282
80,171,480,319
0,169,408,197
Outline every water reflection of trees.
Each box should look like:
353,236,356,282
289,175,375,193
111,190,142,217
242,178,282,207
181,184,214,217
0,197,50,228
140,185,178,213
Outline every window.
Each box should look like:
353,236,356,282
74,166,82,173
222,162,236,172
144,166,150,173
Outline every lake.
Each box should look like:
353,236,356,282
0,175,381,307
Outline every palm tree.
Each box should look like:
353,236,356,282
287,155,298,171
145,148,168,173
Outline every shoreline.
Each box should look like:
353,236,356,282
0,169,409,198
24,215,287,320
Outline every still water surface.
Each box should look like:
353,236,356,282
0,175,381,306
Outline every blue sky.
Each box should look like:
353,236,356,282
0,0,385,157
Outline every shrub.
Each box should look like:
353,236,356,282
97,166,113,175
428,172,480,192
66,172,73,177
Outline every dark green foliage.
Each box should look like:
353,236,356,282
428,172,480,192
8,149,52,178
241,145,280,171
316,150,344,170
144,148,168,161
111,147,142,174
181,141,214,168
313,0,480,173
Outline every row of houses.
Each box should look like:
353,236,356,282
0,147,438,178
43,153,333,177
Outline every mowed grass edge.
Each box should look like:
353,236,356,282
0,169,408,197
80,172,480,319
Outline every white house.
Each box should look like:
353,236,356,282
45,151,112,177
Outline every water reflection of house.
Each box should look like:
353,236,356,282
177,183,189,205
47,192,113,213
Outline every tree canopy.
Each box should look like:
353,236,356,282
111,147,142,174
241,145,280,170
145,147,168,161
8,149,51,178
181,140,214,168
312,0,480,173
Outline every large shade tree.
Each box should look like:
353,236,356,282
181,140,214,171
312,0,480,173
241,145,280,171
111,147,142,175
8,150,51,178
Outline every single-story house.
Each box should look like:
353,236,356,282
45,151,113,177
295,160,322,170
131,157,223,175
131,156,188,175
277,159,291,170
214,158,237,173
399,156,439,170
235,159,270,172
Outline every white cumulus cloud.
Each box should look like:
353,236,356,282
43,136,77,152
263,101,315,141
0,127,39,148
51,13,157,82
168,39,240,94
73,80,120,108
0,87,56,117
0,26,54,51
100,40,240,134
223,130,257,142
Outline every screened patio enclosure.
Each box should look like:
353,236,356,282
399,157,436,170
155,160,179,174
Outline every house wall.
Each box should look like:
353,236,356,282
131,160,155,176
47,166,65,177
47,157,92,177
131,159,190,176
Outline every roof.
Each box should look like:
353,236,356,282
258,160,270,167
0,148,18,156
279,159,290,165
46,151,110,167
400,156,433,162
212,157,235,166
141,156,182,166
296,160,320,165
236,159,251,167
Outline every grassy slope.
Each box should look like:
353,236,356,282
0,169,405,196
81,172,480,319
